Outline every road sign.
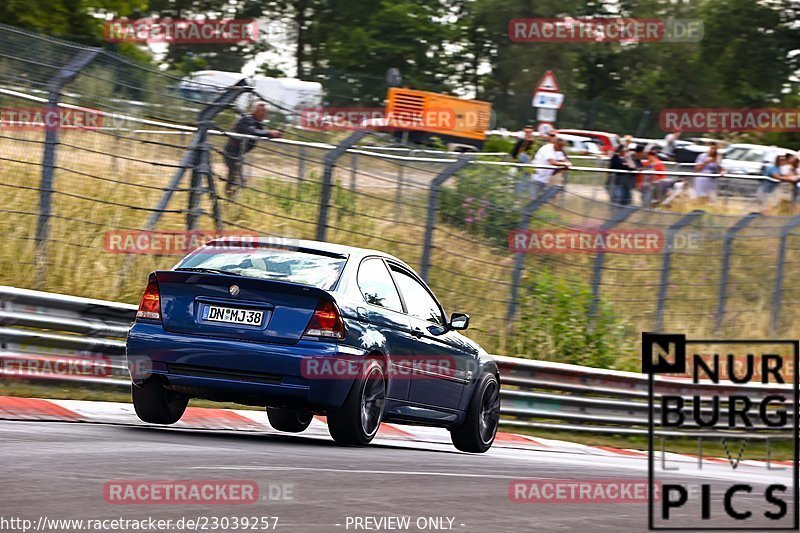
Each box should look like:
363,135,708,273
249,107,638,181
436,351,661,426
532,91,564,109
537,122,555,136
536,108,557,122
536,70,560,92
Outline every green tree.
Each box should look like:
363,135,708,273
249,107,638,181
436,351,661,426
0,0,147,44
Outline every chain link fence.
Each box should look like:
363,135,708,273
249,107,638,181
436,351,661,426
2,24,798,368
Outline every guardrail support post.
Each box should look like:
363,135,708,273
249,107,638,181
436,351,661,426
770,215,800,335
419,155,472,282
349,152,359,193
715,212,760,333
394,162,405,221
316,131,367,241
506,186,563,330
35,48,99,288
653,210,704,332
588,206,639,323
296,144,307,198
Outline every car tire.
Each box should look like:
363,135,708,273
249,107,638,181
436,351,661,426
267,407,313,433
450,371,500,453
327,358,386,446
132,379,188,424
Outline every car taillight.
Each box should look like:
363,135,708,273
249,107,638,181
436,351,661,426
304,300,345,339
136,274,161,321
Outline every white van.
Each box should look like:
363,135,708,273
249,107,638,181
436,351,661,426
178,70,323,120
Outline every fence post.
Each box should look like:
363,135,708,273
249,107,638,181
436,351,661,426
394,161,405,221
297,144,306,197
349,152,358,193
588,205,639,322
35,48,99,287
506,186,563,329
653,210,704,332
187,133,222,231
770,216,800,335
116,81,251,291
315,131,367,242
715,212,760,333
641,173,653,207
143,80,250,232
419,155,472,283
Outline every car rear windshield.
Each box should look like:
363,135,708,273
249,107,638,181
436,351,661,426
176,247,347,289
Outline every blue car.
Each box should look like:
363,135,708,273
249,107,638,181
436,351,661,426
126,239,500,452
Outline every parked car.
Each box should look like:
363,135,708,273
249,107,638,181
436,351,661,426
556,129,620,155
722,144,796,175
126,239,501,452
558,133,603,156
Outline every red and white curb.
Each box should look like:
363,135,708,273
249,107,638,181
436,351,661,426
0,395,791,469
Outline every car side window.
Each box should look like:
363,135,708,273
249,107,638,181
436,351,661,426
390,267,444,325
357,258,403,312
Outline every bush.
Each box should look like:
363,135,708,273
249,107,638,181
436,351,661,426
509,270,631,370
438,164,520,246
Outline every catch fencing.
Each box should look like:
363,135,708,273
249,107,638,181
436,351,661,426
3,24,800,361
1,285,791,440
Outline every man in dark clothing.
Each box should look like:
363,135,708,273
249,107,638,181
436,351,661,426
223,101,281,196
608,144,637,205
510,124,535,159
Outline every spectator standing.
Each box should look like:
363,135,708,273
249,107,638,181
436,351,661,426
511,124,535,160
510,125,536,197
223,101,282,196
762,155,784,198
662,129,681,161
608,144,636,205
692,143,722,202
642,145,669,204
531,133,571,196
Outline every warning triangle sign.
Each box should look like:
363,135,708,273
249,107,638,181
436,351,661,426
536,70,559,92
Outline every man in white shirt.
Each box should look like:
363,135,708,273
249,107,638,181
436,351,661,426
532,133,571,190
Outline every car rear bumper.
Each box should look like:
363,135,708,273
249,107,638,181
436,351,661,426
126,321,367,410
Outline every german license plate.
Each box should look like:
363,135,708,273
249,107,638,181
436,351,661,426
202,305,264,326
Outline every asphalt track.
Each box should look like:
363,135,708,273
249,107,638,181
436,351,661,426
1,410,795,533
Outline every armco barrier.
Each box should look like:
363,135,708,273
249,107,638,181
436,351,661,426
0,286,792,439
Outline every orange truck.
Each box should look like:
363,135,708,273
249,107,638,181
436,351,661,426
373,88,492,151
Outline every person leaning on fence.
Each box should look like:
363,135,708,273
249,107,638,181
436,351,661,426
531,133,571,197
782,154,800,201
223,101,282,196
608,144,636,205
762,154,785,200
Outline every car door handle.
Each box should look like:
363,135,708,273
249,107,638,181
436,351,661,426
411,327,424,338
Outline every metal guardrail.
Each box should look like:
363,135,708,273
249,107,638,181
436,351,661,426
0,286,791,439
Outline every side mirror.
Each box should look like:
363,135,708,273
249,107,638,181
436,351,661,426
449,312,469,330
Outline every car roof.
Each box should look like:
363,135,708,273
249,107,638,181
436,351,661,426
557,129,618,138
725,143,795,153
557,133,594,142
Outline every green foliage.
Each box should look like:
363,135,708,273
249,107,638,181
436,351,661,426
483,136,514,154
438,164,519,246
0,0,146,43
510,270,630,370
